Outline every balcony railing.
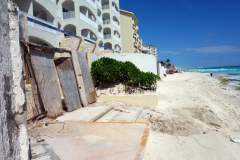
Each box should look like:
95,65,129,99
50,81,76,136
102,4,110,10
80,12,97,28
104,34,111,39
86,0,96,9
114,35,121,42
115,0,119,4
103,19,110,24
113,8,120,16
97,16,103,23
113,21,120,29
99,32,103,38
96,0,101,8
63,11,75,19
21,11,56,34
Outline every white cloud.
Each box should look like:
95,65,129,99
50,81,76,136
185,45,240,54
159,51,180,55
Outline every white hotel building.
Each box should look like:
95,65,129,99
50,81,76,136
13,0,122,51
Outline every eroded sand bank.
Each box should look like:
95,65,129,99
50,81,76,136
145,72,240,160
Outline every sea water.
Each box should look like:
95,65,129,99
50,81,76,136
186,66,240,87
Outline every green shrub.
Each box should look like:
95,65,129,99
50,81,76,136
236,87,240,90
218,78,229,83
91,57,160,90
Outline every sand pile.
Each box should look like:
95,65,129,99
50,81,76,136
145,72,240,160
149,115,202,136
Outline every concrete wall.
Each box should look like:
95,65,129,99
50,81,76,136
0,2,29,160
98,53,158,75
158,63,166,78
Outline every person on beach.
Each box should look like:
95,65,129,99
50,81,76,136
210,73,213,77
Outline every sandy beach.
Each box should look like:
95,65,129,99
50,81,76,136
145,72,240,160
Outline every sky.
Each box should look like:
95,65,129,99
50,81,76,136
120,0,240,68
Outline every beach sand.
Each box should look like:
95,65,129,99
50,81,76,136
145,72,240,160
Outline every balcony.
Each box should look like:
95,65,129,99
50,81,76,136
86,0,96,9
114,35,121,43
104,34,111,39
63,11,75,19
80,13,97,28
102,4,110,10
113,21,120,29
115,0,119,4
97,16,103,23
48,0,54,2
113,8,119,16
103,19,110,25
24,12,56,34
96,0,101,8
99,32,103,38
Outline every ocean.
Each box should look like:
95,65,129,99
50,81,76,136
186,66,240,87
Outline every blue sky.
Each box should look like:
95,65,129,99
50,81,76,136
120,0,240,68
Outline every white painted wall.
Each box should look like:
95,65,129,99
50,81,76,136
158,63,166,78
98,53,157,75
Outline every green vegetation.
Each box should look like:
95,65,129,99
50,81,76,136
218,78,229,83
223,82,228,85
236,87,240,90
159,59,171,68
91,57,160,90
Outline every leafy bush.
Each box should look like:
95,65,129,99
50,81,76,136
236,87,240,90
219,78,229,83
91,57,160,90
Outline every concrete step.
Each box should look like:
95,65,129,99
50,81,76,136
110,109,142,122
56,106,113,122
95,109,119,122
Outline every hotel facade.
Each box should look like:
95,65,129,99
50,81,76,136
120,9,142,53
13,0,122,52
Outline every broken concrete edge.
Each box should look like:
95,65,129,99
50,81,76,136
97,93,159,108
135,123,151,160
90,106,114,122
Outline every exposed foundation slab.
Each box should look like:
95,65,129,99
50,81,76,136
110,109,142,122
97,93,158,108
32,122,150,160
56,106,113,122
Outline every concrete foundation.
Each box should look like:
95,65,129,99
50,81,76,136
56,106,113,122
97,93,159,108
31,122,150,160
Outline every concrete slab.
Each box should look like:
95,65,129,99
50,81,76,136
110,109,142,122
98,93,158,108
57,106,113,122
39,122,150,160
96,109,119,122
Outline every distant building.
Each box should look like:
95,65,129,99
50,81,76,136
13,0,122,52
142,44,158,60
120,9,142,53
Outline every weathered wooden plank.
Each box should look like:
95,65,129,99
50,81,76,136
77,51,96,104
23,45,45,116
55,58,82,111
30,47,63,119
69,39,88,107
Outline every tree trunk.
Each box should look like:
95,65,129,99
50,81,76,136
0,1,29,159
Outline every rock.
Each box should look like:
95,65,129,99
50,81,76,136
237,94,240,96
221,88,227,90
208,84,213,86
